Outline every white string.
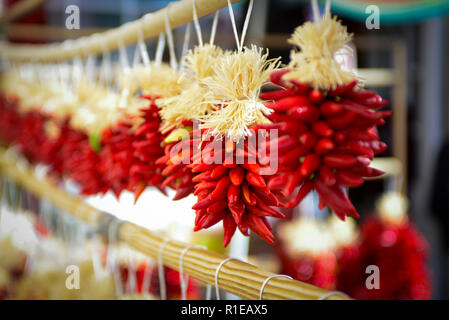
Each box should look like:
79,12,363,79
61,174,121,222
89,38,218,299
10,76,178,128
85,54,96,83
71,56,83,86
179,245,205,300
158,238,175,300
164,4,178,70
180,23,191,69
214,257,240,300
107,219,123,298
192,0,203,47
318,290,350,300
226,0,254,51
141,258,154,294
138,19,151,68
155,33,166,66
205,281,213,300
99,43,112,91
118,39,130,71
311,0,320,22
209,11,219,45
239,0,254,50
226,0,241,51
324,0,331,16
259,274,292,300
127,255,137,295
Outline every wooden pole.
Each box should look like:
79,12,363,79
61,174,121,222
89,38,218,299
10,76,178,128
0,149,350,300
0,0,242,62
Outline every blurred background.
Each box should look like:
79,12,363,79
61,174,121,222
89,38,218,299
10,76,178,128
1,0,449,299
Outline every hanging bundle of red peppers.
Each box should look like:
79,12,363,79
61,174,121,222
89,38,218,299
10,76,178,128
261,15,390,220
188,128,285,246
155,44,227,202
163,46,284,247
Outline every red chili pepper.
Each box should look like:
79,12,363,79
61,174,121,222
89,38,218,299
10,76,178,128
193,181,216,195
299,132,318,150
246,171,267,188
279,122,308,135
286,180,313,208
315,138,335,155
229,201,245,225
252,187,279,206
210,176,230,201
267,136,297,152
247,214,274,244
370,140,388,155
319,165,336,186
242,182,256,206
266,96,311,112
334,131,347,144
227,184,241,204
195,210,227,230
289,80,312,95
337,141,374,159
327,80,358,97
229,166,245,186
260,87,296,101
312,121,334,138
320,101,344,117
336,170,364,187
211,165,228,179
222,216,237,247
283,168,304,196
346,128,379,141
309,89,324,104
289,105,320,122
269,69,290,86
315,180,359,219
241,163,260,174
327,111,357,129
207,199,228,214
279,146,307,164
323,153,357,168
340,100,382,121
192,194,213,210
300,154,321,177
254,196,285,218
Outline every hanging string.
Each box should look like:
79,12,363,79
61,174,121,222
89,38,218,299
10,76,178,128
158,238,175,300
317,290,349,300
259,274,292,300
226,0,254,51
179,245,205,300
164,3,178,70
138,18,151,68
71,55,83,87
85,54,96,83
209,11,219,45
99,42,112,91
205,280,213,300
324,0,331,16
311,0,320,22
155,33,166,66
192,0,203,47
239,0,254,49
118,39,130,71
127,253,138,295
107,219,124,298
214,257,240,300
141,257,154,294
180,23,191,68
226,0,240,50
